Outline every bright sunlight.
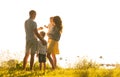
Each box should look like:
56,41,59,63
0,0,120,68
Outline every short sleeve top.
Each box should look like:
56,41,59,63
37,40,47,55
25,19,37,41
47,26,61,41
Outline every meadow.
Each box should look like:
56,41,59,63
0,59,120,77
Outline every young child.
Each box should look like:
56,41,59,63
37,31,47,72
44,17,55,35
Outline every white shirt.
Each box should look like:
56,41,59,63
37,40,47,55
47,23,54,34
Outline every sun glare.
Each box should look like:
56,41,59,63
0,0,120,68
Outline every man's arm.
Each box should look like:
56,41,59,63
34,28,42,40
34,28,46,45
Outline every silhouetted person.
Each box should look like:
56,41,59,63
23,10,46,70
37,31,47,73
47,16,63,69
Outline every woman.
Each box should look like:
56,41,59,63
47,16,63,69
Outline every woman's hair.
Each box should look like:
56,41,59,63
53,16,63,33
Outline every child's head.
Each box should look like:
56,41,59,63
50,17,54,22
39,31,46,38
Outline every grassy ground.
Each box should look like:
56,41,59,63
0,60,120,77
0,67,120,77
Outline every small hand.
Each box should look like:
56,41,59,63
44,25,48,28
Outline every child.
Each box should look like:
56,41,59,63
44,17,55,35
37,31,47,72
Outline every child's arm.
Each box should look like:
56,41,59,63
38,27,43,30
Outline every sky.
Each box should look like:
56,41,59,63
0,0,120,64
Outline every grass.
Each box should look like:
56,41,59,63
0,59,120,77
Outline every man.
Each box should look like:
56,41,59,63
23,10,45,70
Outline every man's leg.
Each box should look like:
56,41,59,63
23,51,29,70
30,53,35,70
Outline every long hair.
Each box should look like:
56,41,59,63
53,16,63,33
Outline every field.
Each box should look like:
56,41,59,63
0,59,120,77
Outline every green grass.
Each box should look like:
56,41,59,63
0,59,120,77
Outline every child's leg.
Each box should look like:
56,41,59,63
40,62,42,70
43,62,46,72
